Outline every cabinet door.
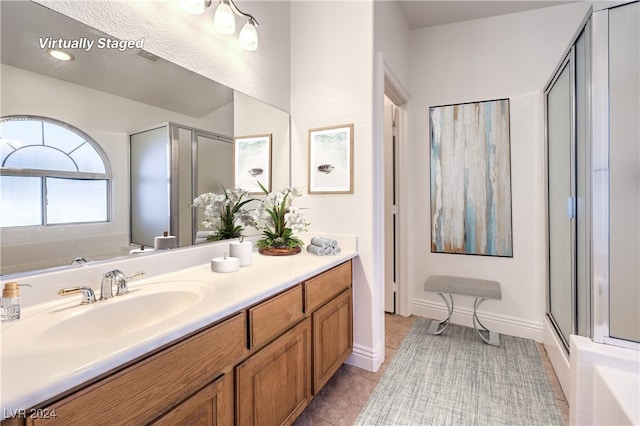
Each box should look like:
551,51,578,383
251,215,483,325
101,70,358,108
153,373,233,426
236,318,311,426
312,288,353,394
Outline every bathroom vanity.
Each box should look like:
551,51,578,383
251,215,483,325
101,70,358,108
1,241,356,426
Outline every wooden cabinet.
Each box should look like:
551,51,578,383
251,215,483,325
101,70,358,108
27,312,246,426
305,260,353,394
12,260,353,426
312,289,353,394
152,373,234,426
236,261,353,425
236,319,312,426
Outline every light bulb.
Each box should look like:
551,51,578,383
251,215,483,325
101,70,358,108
47,49,74,61
179,0,206,15
213,1,235,35
238,20,258,51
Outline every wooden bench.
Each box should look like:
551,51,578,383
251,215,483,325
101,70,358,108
424,275,502,346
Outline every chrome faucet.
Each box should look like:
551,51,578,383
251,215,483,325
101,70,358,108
58,286,97,304
100,270,145,300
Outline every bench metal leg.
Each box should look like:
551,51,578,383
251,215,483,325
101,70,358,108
473,297,500,346
426,293,454,335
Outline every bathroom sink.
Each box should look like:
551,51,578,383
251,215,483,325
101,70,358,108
2,280,214,354
35,290,200,348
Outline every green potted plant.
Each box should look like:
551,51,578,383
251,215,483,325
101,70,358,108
191,186,254,242
253,182,309,255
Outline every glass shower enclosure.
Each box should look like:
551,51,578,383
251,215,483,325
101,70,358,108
545,18,591,351
129,123,233,249
545,1,640,352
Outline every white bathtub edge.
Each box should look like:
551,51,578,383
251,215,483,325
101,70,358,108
570,335,640,426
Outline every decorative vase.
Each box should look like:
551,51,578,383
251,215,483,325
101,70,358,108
258,246,302,256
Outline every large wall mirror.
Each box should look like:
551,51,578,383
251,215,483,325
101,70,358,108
0,1,290,276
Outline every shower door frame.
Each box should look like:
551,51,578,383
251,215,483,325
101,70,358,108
591,3,640,350
544,52,578,354
167,123,233,246
544,15,593,354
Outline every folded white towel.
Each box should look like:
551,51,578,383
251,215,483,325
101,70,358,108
310,237,338,248
307,244,325,256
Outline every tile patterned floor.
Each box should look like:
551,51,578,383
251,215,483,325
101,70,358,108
294,313,569,426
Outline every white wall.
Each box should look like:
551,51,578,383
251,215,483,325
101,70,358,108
234,91,290,192
36,0,291,112
199,102,234,136
290,1,378,371
407,3,591,341
374,0,410,89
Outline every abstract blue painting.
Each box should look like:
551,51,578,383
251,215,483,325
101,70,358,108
430,99,512,257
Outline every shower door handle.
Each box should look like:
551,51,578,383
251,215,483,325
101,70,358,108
566,197,576,219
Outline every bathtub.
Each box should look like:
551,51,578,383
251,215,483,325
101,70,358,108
570,335,640,425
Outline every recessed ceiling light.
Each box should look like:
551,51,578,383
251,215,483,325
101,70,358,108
47,49,75,61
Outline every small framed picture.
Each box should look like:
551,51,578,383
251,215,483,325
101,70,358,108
308,124,354,194
233,134,272,193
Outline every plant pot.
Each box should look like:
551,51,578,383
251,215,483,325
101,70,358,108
258,246,302,256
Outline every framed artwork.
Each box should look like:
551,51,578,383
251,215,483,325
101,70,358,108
430,98,513,257
233,134,272,193
308,124,354,194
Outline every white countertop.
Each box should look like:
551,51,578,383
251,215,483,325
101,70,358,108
0,244,357,417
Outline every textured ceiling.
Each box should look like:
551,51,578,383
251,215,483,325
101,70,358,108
1,1,233,118
398,1,579,29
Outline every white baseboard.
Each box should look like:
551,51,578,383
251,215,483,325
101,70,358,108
412,297,544,342
346,342,384,373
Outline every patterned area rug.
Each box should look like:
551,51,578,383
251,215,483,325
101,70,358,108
355,319,563,425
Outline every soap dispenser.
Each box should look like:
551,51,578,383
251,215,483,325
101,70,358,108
1,282,31,322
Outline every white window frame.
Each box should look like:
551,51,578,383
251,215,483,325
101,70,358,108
0,115,112,227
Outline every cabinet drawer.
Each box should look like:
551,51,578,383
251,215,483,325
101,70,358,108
305,260,352,312
28,312,247,426
249,285,304,349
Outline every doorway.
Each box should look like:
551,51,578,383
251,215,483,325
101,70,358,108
384,96,400,313
380,63,410,317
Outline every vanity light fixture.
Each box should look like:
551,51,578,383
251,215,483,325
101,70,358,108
178,0,211,15
213,0,236,34
47,49,75,61
237,17,258,51
179,0,259,51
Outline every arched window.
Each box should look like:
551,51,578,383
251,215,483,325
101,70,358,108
0,115,112,227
